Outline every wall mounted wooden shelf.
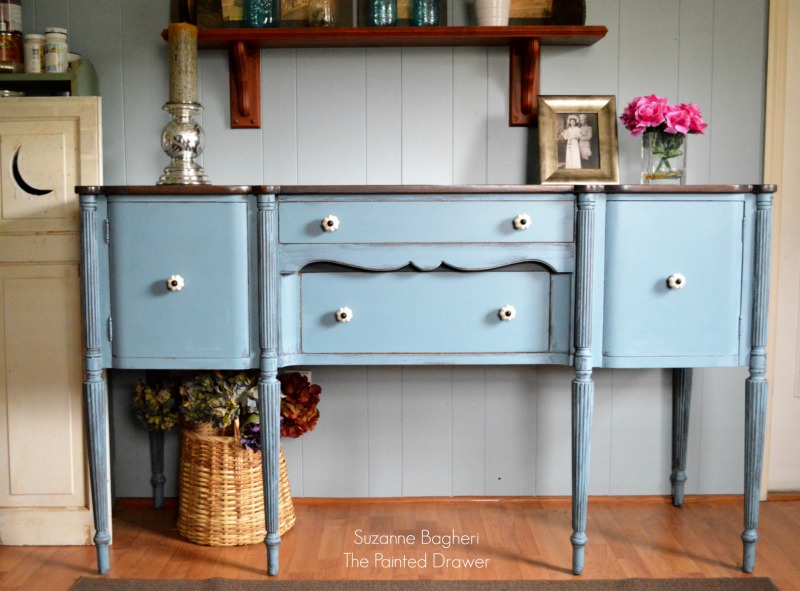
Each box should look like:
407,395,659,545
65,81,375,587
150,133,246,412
163,26,607,129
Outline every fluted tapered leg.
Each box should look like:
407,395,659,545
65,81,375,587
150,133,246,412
258,373,282,575
743,376,767,572
149,430,166,509
671,368,692,507
258,193,281,575
741,190,772,573
81,195,111,574
84,377,111,573
571,191,596,575
571,371,594,575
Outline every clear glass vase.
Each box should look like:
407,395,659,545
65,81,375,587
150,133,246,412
641,130,687,185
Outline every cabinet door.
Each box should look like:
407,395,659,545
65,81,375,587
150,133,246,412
0,98,101,544
602,199,744,366
108,200,253,367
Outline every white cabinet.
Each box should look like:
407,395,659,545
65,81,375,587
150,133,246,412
0,97,102,544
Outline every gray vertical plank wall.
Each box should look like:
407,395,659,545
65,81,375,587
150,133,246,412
22,0,768,498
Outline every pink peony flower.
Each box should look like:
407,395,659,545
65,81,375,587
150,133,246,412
620,94,669,136
679,102,707,134
664,105,691,134
620,95,707,136
635,94,668,126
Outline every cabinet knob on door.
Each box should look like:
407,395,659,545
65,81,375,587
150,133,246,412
667,273,686,290
322,214,340,232
166,274,185,292
513,213,531,230
335,306,353,323
499,304,517,320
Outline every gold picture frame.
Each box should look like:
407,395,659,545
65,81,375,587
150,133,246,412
538,95,619,185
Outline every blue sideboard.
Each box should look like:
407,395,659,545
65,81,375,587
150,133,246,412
77,183,775,577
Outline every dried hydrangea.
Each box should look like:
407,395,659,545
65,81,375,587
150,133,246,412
279,372,322,439
133,381,179,431
179,371,241,430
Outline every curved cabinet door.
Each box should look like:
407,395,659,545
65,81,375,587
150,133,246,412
108,198,253,368
602,198,745,367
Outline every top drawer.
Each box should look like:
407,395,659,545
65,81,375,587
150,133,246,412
278,198,574,244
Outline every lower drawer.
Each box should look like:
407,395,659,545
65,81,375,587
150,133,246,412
300,268,565,354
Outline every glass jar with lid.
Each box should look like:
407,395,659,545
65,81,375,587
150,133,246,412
44,27,68,73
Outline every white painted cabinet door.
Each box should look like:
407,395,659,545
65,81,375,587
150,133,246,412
0,97,103,545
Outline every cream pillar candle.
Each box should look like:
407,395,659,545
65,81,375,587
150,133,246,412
168,22,198,104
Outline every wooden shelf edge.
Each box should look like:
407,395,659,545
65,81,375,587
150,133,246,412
164,25,607,129
191,25,607,49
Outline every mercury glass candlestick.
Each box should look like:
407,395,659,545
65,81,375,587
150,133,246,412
159,22,209,184
157,101,209,185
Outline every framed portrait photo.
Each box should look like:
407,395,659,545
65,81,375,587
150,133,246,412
538,95,619,185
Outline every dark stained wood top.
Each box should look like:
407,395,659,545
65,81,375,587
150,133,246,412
76,184,777,196
605,184,777,194
76,185,257,195
269,185,577,194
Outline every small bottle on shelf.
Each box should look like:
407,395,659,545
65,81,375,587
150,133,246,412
370,0,397,26
244,0,281,27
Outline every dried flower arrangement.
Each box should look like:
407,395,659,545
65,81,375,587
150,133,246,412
133,370,322,450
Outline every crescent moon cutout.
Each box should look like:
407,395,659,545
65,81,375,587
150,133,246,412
12,146,53,197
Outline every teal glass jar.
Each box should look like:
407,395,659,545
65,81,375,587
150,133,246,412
245,0,281,27
412,0,440,25
370,0,397,26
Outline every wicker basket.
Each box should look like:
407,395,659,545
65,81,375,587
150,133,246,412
177,423,295,546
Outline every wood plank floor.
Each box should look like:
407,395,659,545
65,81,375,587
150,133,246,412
1,496,798,591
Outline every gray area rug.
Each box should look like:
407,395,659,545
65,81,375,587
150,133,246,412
70,577,780,591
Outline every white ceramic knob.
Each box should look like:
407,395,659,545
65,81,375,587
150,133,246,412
513,213,532,230
322,214,340,232
166,274,185,292
667,273,686,290
499,304,517,321
335,306,353,323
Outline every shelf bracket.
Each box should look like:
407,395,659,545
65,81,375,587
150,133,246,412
229,41,261,129
509,38,541,127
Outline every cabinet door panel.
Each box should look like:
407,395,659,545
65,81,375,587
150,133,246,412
0,98,100,545
603,199,744,360
0,266,84,505
108,201,251,363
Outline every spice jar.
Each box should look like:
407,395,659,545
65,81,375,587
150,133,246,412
0,31,22,72
0,0,22,33
44,27,68,73
24,33,44,73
